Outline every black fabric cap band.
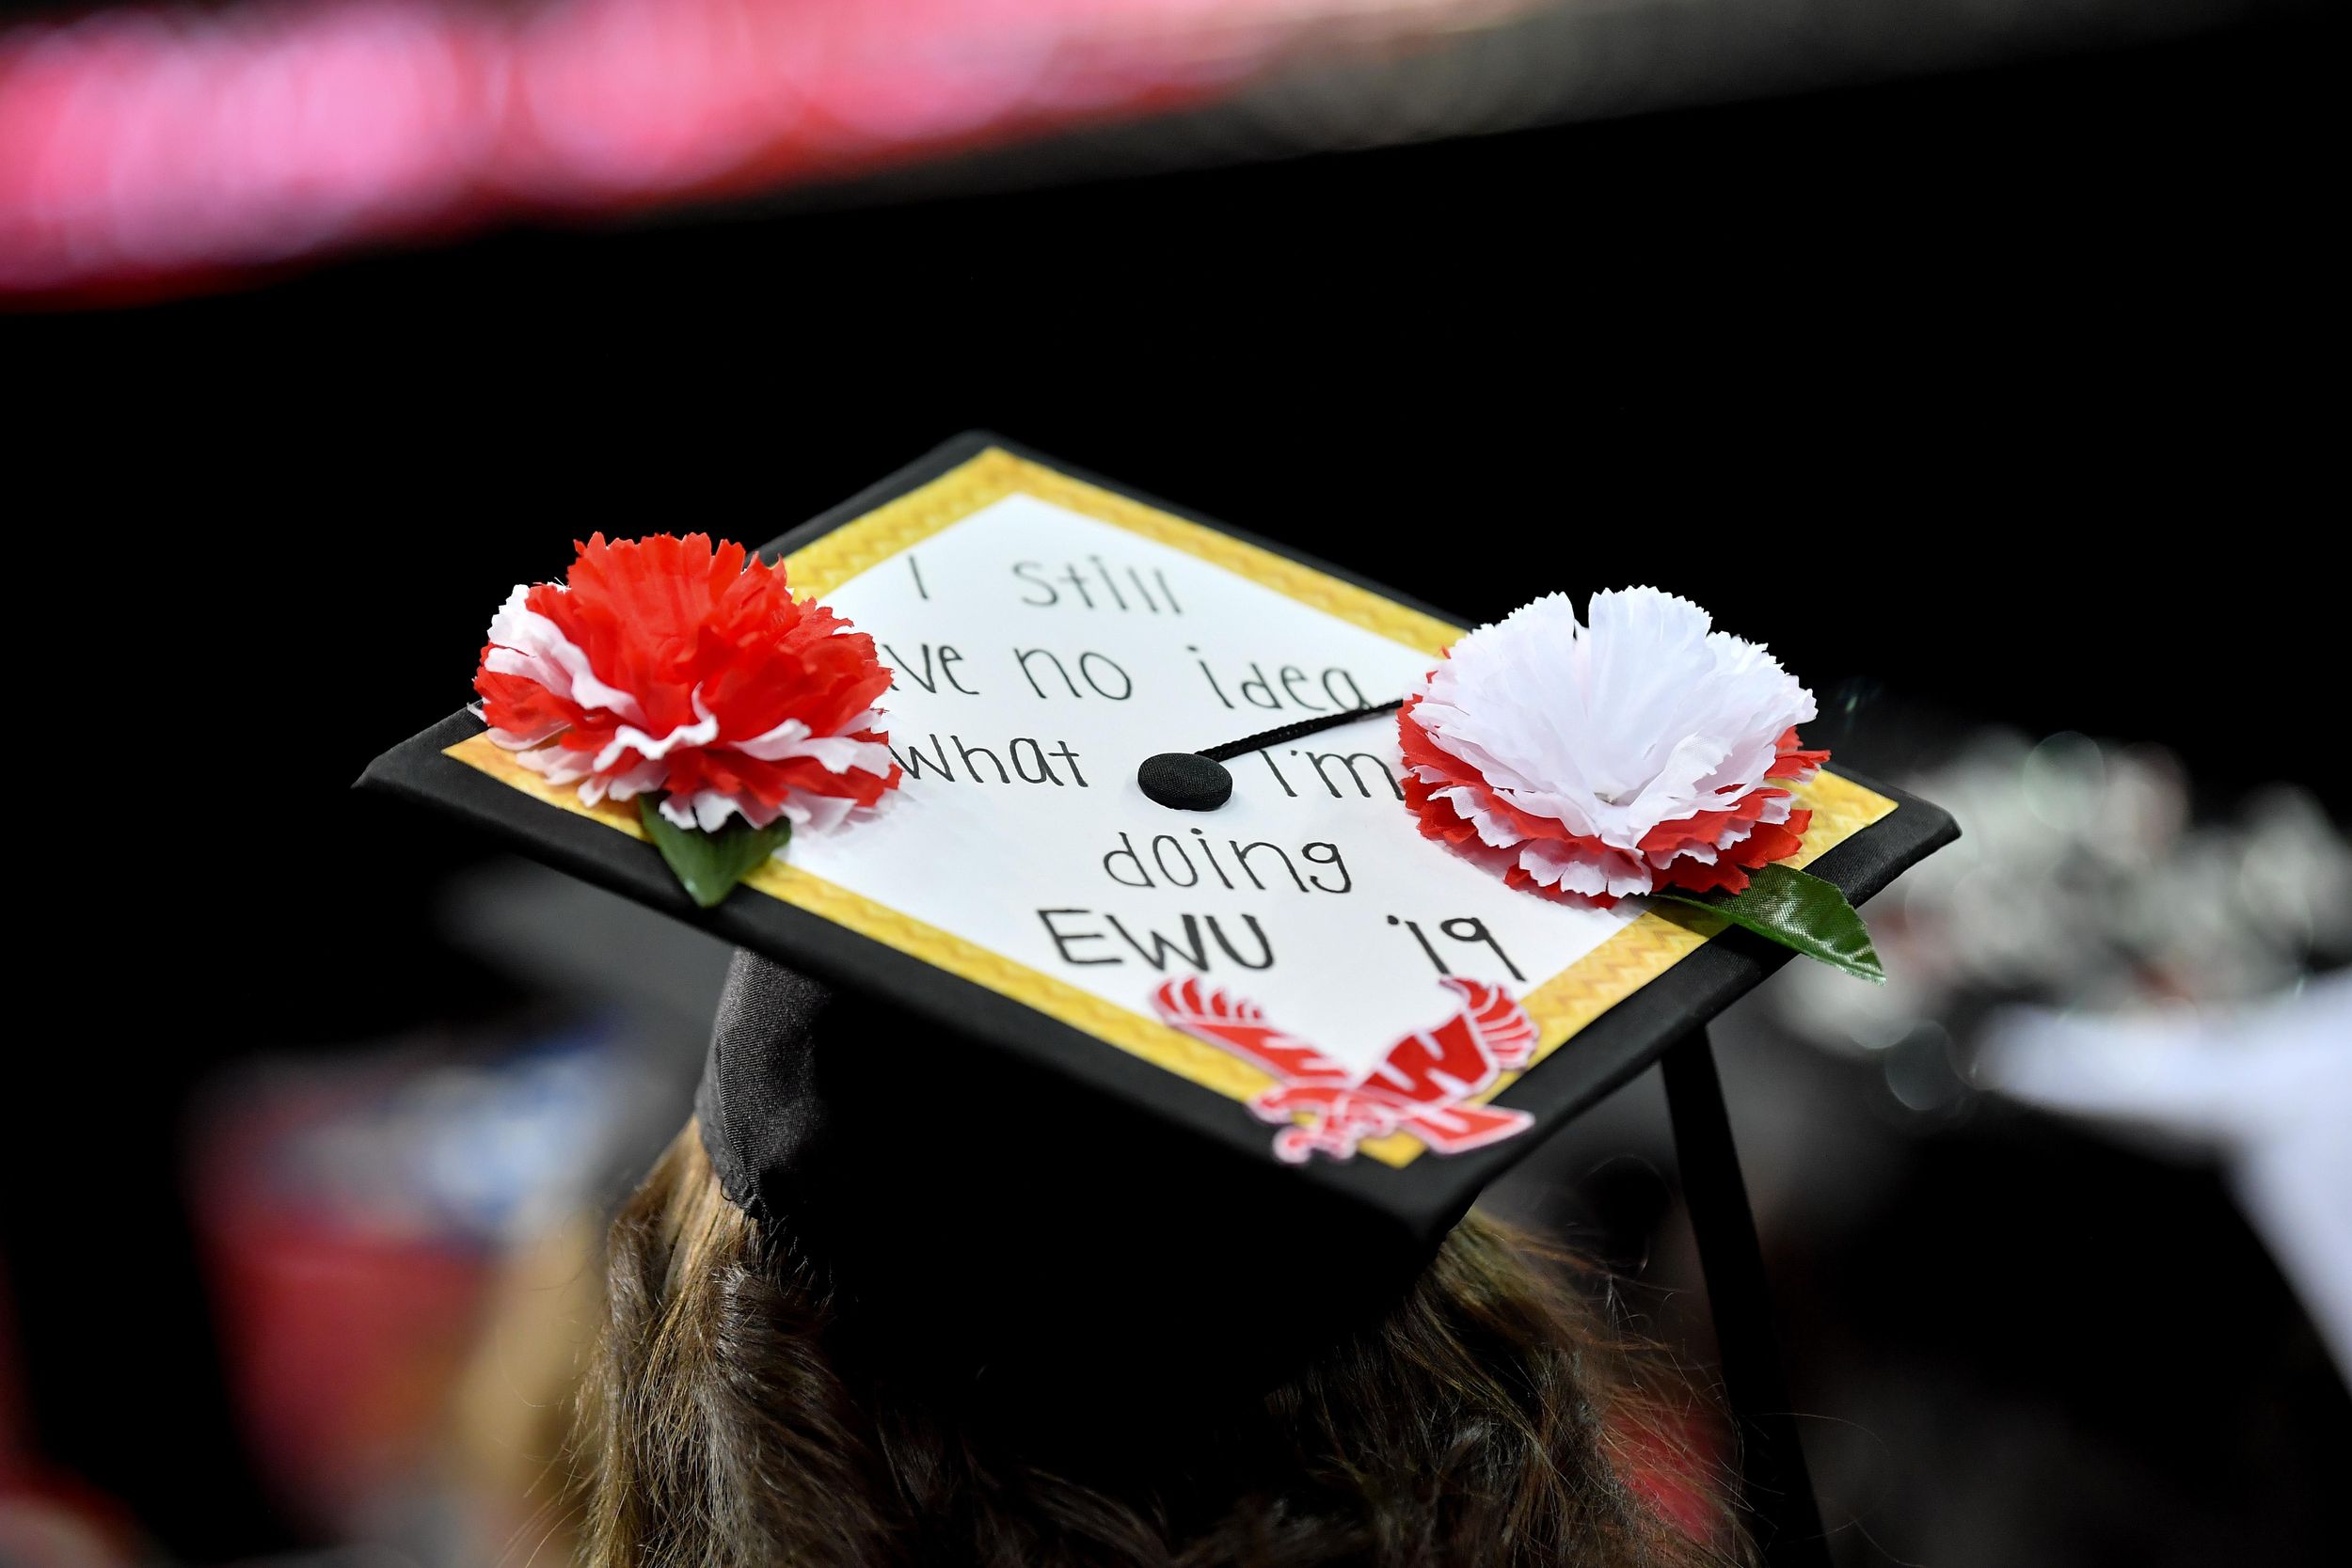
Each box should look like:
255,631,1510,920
690,946,1433,1390
693,949,837,1221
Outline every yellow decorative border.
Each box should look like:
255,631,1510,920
450,447,1897,1167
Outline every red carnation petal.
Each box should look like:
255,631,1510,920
1726,810,1811,870
474,666,586,738
1657,857,1751,896
1771,726,1830,780
1636,787,1790,856
1504,863,1623,909
1402,772,1486,847
472,533,899,824
1404,694,1827,909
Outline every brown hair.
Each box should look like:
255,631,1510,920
574,1123,1752,1568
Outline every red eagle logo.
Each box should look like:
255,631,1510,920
1151,975,1540,1164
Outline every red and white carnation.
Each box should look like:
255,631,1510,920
1399,587,1828,908
472,533,900,834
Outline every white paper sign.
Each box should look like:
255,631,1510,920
783,491,1639,1079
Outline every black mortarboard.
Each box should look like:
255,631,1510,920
361,433,1956,1286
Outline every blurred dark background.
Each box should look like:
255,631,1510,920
6,0,2344,1563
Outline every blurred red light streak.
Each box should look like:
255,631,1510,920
0,0,1455,304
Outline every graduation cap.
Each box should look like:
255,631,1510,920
362,434,1952,1556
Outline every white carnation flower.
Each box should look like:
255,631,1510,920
1400,587,1825,905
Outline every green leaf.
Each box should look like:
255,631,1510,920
637,796,792,909
1651,862,1885,983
